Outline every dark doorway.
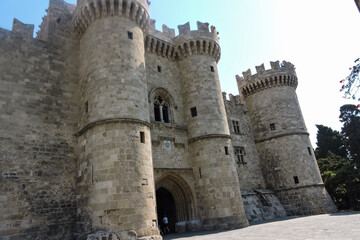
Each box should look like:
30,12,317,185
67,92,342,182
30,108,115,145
156,187,176,233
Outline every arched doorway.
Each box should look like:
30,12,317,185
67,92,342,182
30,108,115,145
156,187,176,233
155,172,195,233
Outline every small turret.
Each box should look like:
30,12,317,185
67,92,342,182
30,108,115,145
236,61,337,216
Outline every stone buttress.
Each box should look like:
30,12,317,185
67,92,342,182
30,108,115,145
237,61,337,215
73,0,160,238
176,22,249,230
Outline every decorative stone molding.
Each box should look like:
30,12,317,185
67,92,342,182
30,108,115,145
73,0,150,37
75,117,151,136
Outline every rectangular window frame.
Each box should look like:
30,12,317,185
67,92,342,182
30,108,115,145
128,31,133,40
140,131,145,143
232,120,240,134
234,147,246,165
190,107,197,117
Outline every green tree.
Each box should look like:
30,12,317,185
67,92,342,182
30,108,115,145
339,104,360,167
315,121,360,210
315,125,347,159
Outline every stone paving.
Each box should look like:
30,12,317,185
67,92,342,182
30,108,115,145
164,212,360,240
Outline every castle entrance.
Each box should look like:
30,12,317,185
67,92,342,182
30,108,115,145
156,187,176,233
155,172,195,233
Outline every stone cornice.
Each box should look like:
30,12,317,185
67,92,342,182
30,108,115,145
188,134,231,143
255,131,309,144
75,117,151,136
73,0,150,37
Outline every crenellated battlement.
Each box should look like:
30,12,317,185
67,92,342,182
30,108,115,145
145,21,221,62
236,61,298,97
174,21,221,62
72,0,150,37
11,19,34,40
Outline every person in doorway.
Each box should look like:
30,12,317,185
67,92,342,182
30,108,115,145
163,215,170,233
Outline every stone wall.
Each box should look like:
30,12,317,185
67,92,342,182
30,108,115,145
0,1,79,239
224,96,266,190
275,185,337,216
241,189,286,222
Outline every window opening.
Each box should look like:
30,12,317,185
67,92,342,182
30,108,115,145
224,146,229,155
157,66,162,73
190,107,197,117
85,101,88,113
307,147,312,156
294,176,299,184
128,31,133,39
210,66,214,72
140,131,145,143
199,168,202,178
154,96,171,123
235,147,246,165
270,123,276,131
232,120,240,134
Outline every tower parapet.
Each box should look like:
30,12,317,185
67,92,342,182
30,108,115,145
73,0,150,36
236,61,297,97
174,21,221,62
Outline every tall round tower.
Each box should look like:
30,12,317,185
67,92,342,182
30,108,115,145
176,22,248,230
237,61,337,215
73,0,160,238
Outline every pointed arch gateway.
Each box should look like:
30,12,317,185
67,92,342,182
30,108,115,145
155,172,196,232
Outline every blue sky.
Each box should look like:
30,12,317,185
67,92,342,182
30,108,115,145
1,0,360,146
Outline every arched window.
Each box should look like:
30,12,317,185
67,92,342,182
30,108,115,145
154,96,170,123
149,87,175,124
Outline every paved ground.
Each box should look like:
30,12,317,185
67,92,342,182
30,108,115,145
163,212,360,240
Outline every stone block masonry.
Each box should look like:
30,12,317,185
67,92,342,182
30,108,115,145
0,0,336,239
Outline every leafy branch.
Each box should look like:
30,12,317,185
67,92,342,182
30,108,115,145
340,58,360,106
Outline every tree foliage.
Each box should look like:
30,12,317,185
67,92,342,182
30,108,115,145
315,107,360,210
339,104,360,167
315,125,347,159
340,58,360,103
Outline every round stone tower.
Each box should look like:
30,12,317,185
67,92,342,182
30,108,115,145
73,0,160,238
176,22,248,230
236,61,337,215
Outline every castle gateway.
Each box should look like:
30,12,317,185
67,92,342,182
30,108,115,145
0,0,336,239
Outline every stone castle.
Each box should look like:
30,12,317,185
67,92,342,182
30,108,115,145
0,0,337,239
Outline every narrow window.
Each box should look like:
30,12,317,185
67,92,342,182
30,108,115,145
154,96,171,123
140,131,145,143
157,66,162,73
294,176,299,184
85,101,88,113
235,147,246,165
210,66,214,72
224,146,229,155
190,107,197,117
307,147,312,156
270,123,276,131
154,104,161,121
128,31,133,40
162,105,170,123
199,168,202,178
232,120,240,134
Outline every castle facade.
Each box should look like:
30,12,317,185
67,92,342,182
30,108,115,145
0,0,336,239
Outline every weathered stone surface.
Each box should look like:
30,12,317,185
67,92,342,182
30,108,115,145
0,0,336,239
